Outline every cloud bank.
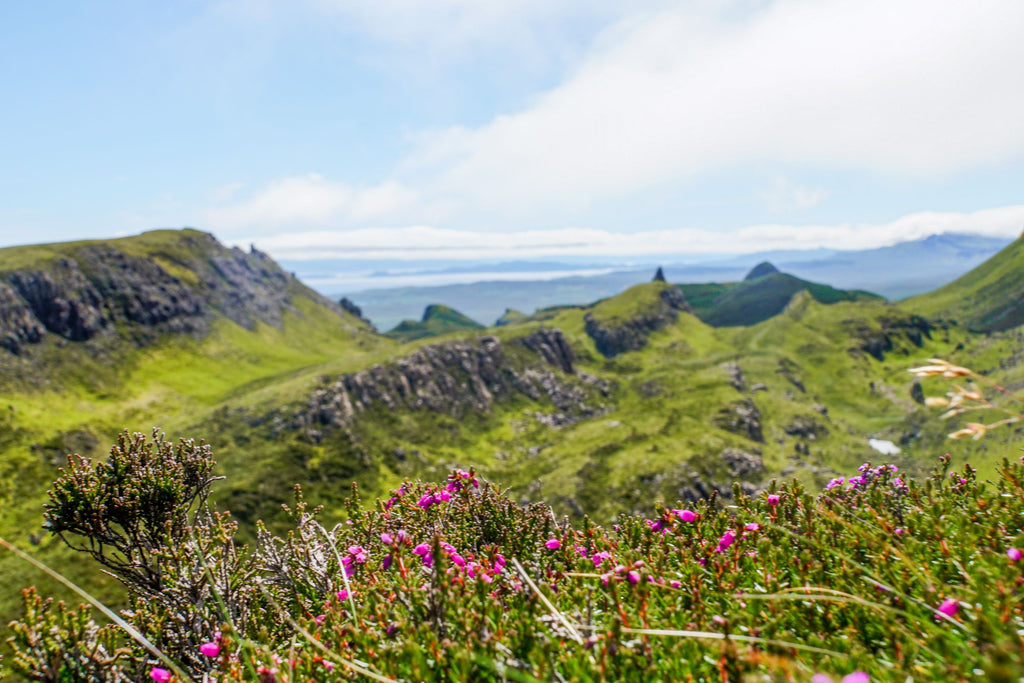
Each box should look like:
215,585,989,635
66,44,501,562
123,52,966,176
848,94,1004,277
239,204,1024,261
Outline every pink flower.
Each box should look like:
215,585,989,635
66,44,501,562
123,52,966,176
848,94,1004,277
199,642,220,658
450,553,466,568
715,531,736,553
670,580,682,589
435,490,452,502
413,543,431,556
336,590,349,601
417,494,436,509
545,539,561,550
938,598,959,618
381,532,393,545
673,509,697,523
1008,548,1022,562
767,494,781,506
744,523,760,532
626,571,640,585
150,668,172,683
812,673,869,683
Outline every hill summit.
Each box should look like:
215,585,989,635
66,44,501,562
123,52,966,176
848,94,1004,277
744,261,780,280
386,303,484,342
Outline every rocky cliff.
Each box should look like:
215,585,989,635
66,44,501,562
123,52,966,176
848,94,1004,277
301,328,606,431
584,286,692,358
0,230,353,355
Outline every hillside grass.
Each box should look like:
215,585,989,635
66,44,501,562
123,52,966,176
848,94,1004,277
909,235,1024,331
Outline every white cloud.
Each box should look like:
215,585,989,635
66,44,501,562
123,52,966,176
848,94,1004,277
238,204,1024,261
403,0,1024,219
758,176,827,213
203,174,420,234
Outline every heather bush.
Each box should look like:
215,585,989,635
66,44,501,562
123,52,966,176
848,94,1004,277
3,427,1024,681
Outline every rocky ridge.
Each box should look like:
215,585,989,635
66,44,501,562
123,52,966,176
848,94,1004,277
584,286,692,358
302,328,607,431
0,230,349,355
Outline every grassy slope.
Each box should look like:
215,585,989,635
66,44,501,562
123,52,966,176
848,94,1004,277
386,304,485,342
701,271,882,326
908,234,1024,331
0,231,399,624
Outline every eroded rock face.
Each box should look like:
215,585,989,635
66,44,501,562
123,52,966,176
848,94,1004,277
584,287,692,358
302,329,597,429
10,260,106,341
0,232,332,355
0,282,45,354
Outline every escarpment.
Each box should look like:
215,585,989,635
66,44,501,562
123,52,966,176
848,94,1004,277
302,328,607,430
0,230,352,355
584,286,692,358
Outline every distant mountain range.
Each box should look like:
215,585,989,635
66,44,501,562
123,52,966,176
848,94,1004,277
340,233,1011,330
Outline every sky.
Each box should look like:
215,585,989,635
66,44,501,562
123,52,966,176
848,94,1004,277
2,0,1024,262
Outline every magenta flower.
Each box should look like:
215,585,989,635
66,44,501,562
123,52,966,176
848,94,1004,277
382,553,393,570
435,490,452,502
673,509,697,523
413,543,431,556
744,523,760,532
767,494,781,506
670,580,682,589
199,642,220,658
715,530,736,553
417,493,436,509
1008,548,1022,562
380,532,393,545
592,550,612,567
545,538,561,550
336,589,349,601
812,674,869,683
626,570,640,585
150,668,172,683
938,598,959,618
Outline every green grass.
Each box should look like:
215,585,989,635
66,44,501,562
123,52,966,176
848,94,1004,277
386,304,485,342
909,234,1024,331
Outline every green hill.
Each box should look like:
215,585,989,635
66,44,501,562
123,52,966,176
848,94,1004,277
386,303,484,342
0,228,395,623
908,232,1024,332
683,263,883,327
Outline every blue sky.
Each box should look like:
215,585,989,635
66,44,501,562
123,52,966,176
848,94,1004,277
2,0,1024,260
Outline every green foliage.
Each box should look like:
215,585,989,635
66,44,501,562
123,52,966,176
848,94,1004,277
7,588,138,682
6,443,1024,681
43,430,217,594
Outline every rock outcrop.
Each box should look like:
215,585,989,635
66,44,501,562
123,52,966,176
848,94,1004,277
0,230,346,355
302,328,602,430
584,287,692,358
0,282,45,354
850,314,932,361
712,399,764,442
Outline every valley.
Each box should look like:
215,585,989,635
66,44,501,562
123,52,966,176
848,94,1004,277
1,228,1023,633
